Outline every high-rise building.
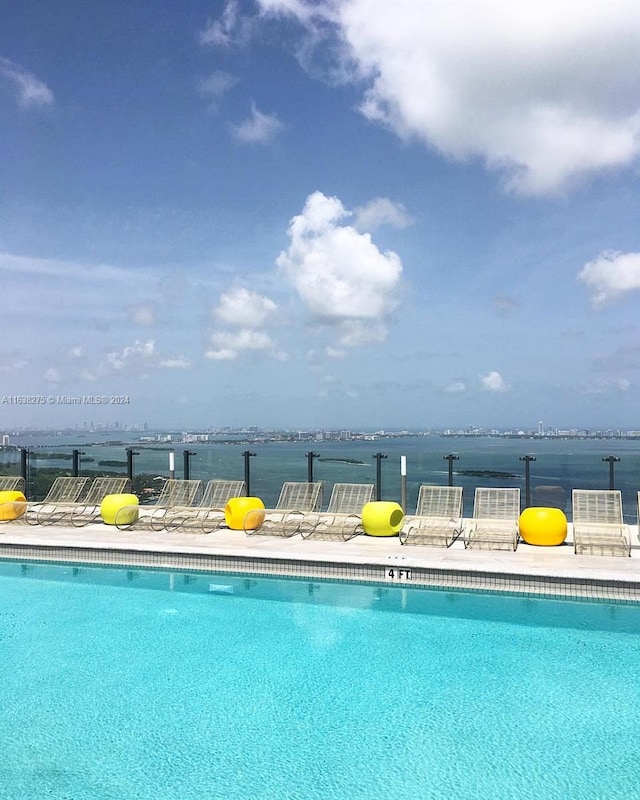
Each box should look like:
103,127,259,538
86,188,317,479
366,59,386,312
538,420,544,435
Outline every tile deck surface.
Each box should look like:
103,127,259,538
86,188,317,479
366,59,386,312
1,516,639,602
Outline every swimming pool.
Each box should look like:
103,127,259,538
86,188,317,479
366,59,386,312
2,560,640,800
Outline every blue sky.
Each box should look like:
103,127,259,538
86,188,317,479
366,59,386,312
1,0,639,430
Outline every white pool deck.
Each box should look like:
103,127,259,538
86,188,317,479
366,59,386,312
1,515,639,601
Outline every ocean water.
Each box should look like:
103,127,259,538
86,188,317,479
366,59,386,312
2,561,640,800
4,435,640,520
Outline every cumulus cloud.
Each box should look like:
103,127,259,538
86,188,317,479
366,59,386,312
206,329,276,360
214,287,277,328
0,57,53,108
257,0,640,194
445,381,466,393
578,251,640,306
43,368,61,384
230,102,284,143
104,339,156,373
481,371,509,392
353,197,412,232
277,191,402,347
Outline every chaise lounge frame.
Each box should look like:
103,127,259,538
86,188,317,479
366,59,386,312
464,487,520,551
400,485,464,547
299,482,375,541
572,489,630,557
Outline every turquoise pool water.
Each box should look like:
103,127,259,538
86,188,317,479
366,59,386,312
2,561,640,800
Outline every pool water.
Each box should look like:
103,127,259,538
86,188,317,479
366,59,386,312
2,562,640,800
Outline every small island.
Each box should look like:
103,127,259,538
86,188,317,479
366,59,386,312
317,457,368,466
456,469,518,479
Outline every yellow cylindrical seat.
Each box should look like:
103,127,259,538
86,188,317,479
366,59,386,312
101,493,139,526
362,501,404,537
519,507,567,546
225,496,265,530
0,491,27,521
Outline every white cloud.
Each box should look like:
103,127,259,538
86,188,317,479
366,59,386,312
353,197,412,232
481,371,509,392
198,71,238,108
206,329,276,360
277,191,402,345
445,381,466,393
578,377,632,395
0,356,27,373
199,0,245,47
230,102,284,143
104,339,156,373
214,287,277,328
127,304,156,327
258,0,640,195
0,57,53,108
159,358,192,369
67,346,84,359
326,346,346,359
578,251,640,307
44,368,61,384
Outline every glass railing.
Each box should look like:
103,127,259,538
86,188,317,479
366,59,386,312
3,436,640,522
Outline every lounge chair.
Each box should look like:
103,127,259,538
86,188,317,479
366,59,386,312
161,479,247,533
67,476,132,526
0,476,25,492
114,479,202,531
399,485,463,547
572,489,630,556
464,487,520,551
245,481,323,537
300,482,375,541
23,476,91,525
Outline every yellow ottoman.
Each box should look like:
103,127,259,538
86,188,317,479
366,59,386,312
101,493,139,526
519,507,567,546
362,501,404,537
0,490,27,521
224,496,265,530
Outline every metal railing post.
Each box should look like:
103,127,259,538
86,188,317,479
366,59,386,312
126,448,139,482
243,451,256,496
519,455,536,508
443,453,459,487
183,450,196,481
372,452,387,501
602,455,620,490
305,451,319,483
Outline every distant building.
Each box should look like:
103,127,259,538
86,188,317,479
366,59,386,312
1,434,9,446
538,420,544,435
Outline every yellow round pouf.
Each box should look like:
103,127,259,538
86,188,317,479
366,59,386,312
225,496,265,530
519,507,567,546
101,493,139,526
362,501,404,537
0,491,26,521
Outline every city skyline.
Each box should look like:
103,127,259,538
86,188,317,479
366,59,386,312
1,1,640,430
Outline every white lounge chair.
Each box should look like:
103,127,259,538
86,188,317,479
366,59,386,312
400,485,463,547
300,482,375,541
572,489,630,556
23,477,91,525
161,479,246,533
245,481,323,537
115,479,202,531
0,476,25,493
68,476,132,526
465,487,520,551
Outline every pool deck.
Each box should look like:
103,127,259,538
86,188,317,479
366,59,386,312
1,516,639,602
